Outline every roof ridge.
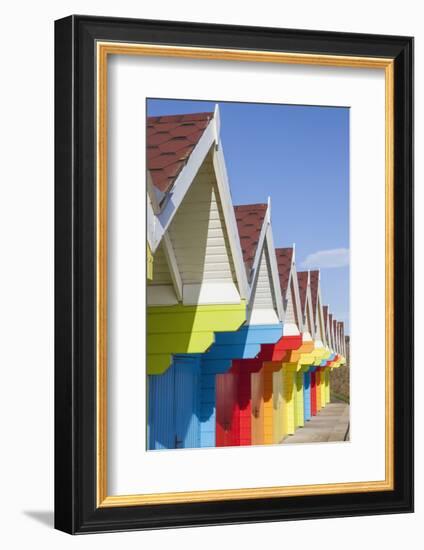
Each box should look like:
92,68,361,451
234,202,267,209
147,111,214,124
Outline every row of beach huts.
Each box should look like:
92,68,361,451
146,106,347,450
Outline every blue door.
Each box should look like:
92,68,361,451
148,357,200,450
175,358,200,448
304,371,311,422
148,367,175,450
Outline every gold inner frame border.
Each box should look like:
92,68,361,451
96,42,394,507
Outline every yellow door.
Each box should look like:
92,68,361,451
295,371,305,428
282,365,296,435
325,368,331,404
272,369,284,443
320,368,327,408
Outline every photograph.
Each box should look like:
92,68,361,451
51,14,413,533
146,98,350,450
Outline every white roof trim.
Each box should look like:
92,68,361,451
212,127,248,299
264,223,284,322
323,306,330,349
147,169,163,214
213,104,221,146
162,232,183,302
146,192,156,250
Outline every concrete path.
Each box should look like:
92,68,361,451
281,403,349,444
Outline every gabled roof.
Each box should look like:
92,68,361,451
235,202,283,323
234,204,268,278
323,305,329,327
338,321,345,355
275,247,294,298
328,312,334,348
147,112,214,194
310,270,319,324
297,270,315,337
147,106,249,301
297,271,309,314
333,319,338,352
323,305,330,345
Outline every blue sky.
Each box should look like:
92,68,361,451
147,99,350,333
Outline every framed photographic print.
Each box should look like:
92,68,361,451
54,15,414,533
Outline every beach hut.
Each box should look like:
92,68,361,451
217,246,304,446
322,305,336,405
286,271,317,429
309,271,333,414
203,201,284,447
333,318,343,367
147,107,248,374
241,246,304,446
158,198,284,449
147,107,249,449
269,247,304,443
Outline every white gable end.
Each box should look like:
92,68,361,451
167,150,240,306
247,247,279,325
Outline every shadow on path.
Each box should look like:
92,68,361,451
281,403,350,444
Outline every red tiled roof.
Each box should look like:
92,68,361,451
310,270,319,322
147,112,213,194
234,204,267,277
297,271,309,314
340,323,345,348
323,305,329,326
275,248,293,298
333,319,338,347
337,321,344,344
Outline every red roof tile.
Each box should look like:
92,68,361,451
339,323,345,347
333,319,338,346
297,271,309,314
310,270,319,323
275,248,294,298
337,321,344,345
147,112,213,194
234,204,267,278
323,305,329,326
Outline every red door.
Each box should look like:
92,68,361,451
216,373,239,446
238,370,252,446
251,371,264,445
310,371,317,416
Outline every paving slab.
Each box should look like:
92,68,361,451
281,403,350,444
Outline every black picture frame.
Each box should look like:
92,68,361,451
55,14,414,534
